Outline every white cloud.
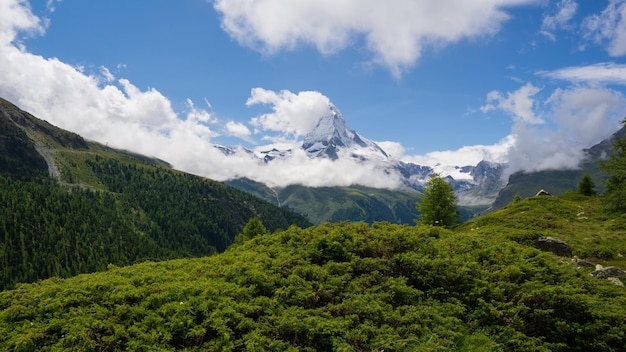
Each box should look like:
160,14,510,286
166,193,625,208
504,86,626,174
546,86,626,146
99,66,115,83
539,62,626,84
247,88,331,137
226,121,251,138
582,0,626,56
0,0,221,176
401,137,513,181
0,0,44,46
481,83,544,124
46,0,62,12
540,0,578,40
240,148,405,189
214,0,537,77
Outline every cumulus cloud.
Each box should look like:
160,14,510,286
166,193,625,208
540,0,578,40
214,0,536,77
481,83,544,124
247,88,331,137
582,0,626,56
0,0,44,45
484,83,626,174
226,121,251,138
239,148,405,189
0,0,221,176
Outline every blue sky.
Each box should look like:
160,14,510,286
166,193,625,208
2,0,626,187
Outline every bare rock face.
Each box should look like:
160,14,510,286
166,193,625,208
534,236,572,257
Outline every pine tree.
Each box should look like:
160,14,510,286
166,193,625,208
416,175,458,227
601,120,626,212
234,217,268,244
577,173,596,196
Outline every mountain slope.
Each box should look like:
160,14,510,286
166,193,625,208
1,207,625,351
490,127,625,210
225,179,491,225
0,98,311,290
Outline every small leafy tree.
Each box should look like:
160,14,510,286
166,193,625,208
416,174,458,227
512,193,522,203
577,173,596,196
601,120,626,212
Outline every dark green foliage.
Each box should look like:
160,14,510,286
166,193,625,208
1,222,625,351
0,156,310,290
0,106,49,182
234,217,268,244
578,173,597,196
602,120,626,212
417,175,458,227
227,181,485,225
0,176,170,290
84,157,309,252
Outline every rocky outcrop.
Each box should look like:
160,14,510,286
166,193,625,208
534,236,572,257
590,265,626,278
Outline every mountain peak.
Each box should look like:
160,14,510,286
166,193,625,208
302,104,388,160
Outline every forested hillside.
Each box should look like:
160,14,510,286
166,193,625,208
0,98,310,290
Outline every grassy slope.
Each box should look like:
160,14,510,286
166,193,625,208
457,193,626,268
1,195,626,351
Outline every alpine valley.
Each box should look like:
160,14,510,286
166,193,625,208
218,102,618,224
3,97,626,351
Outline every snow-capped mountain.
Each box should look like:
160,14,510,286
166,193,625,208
302,104,388,161
215,103,507,205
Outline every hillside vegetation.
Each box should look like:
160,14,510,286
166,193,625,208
1,213,625,351
227,179,489,225
458,193,626,268
0,98,310,290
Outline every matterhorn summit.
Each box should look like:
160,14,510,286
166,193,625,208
301,104,388,161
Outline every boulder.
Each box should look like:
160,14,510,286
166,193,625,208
534,236,572,257
575,258,595,268
590,266,626,278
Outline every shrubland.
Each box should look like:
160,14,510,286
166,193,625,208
1,199,625,351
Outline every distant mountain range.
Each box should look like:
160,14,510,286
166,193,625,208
218,103,507,211
2,95,620,227
218,102,621,222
